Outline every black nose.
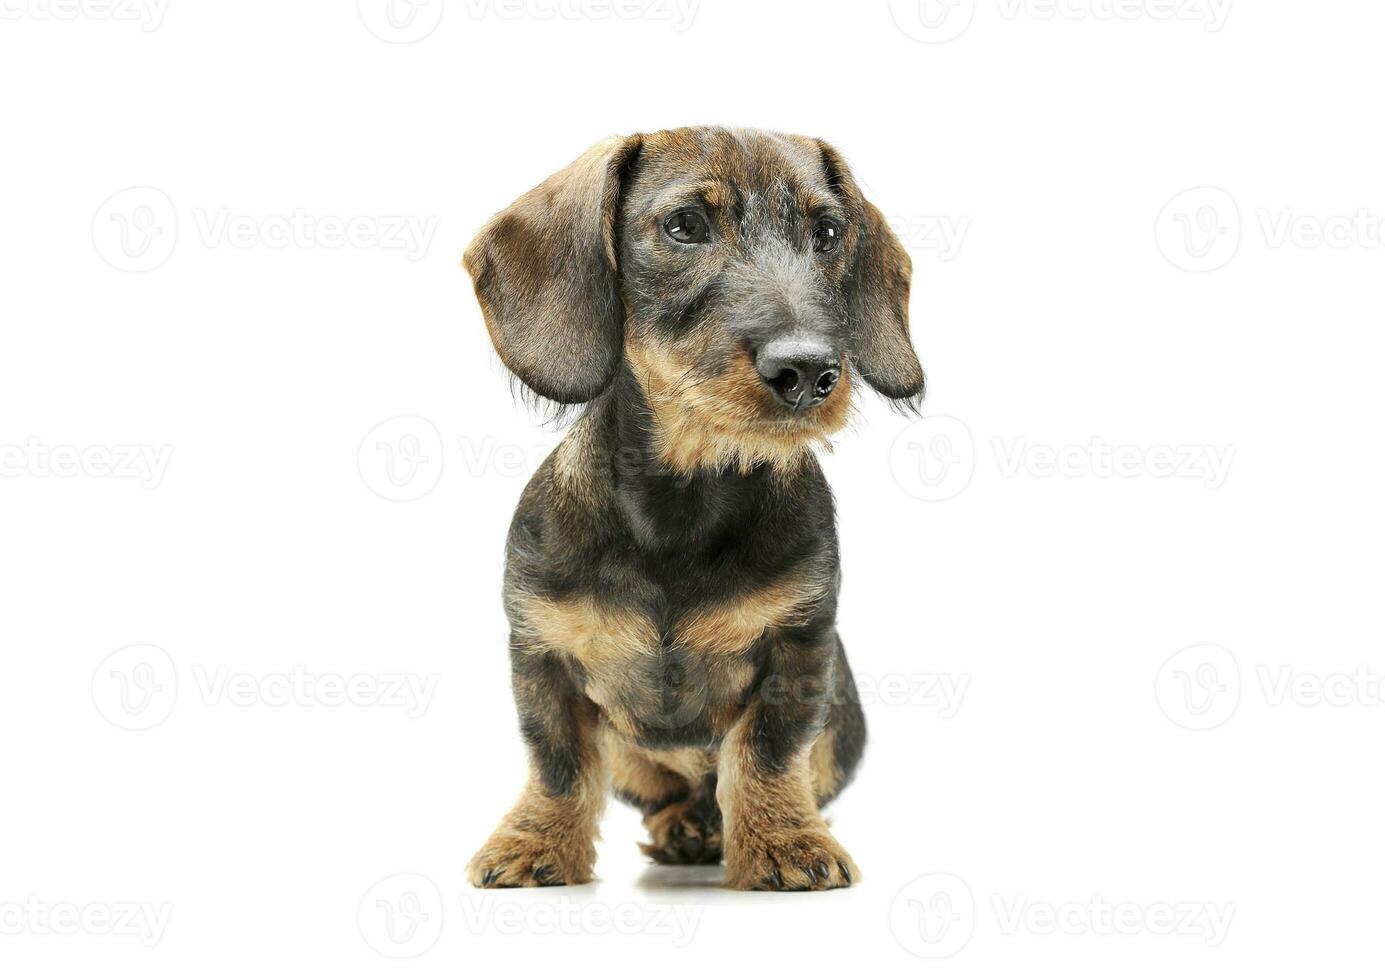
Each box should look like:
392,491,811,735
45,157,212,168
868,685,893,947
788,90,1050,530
755,342,841,410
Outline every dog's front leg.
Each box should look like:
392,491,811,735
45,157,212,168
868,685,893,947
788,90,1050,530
718,634,860,891
467,649,605,887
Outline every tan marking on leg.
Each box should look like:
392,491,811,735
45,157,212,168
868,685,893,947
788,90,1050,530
808,728,842,805
605,729,691,805
605,732,724,864
705,658,758,735
605,732,720,794
717,716,858,890
468,719,607,888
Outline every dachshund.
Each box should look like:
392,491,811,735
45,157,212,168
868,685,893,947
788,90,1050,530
462,126,923,890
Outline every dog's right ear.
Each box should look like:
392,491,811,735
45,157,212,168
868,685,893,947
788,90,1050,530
814,140,926,404
464,135,643,405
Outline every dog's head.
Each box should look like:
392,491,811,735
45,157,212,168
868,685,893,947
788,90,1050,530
465,127,924,473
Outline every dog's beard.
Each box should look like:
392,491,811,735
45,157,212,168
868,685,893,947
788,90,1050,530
625,335,854,476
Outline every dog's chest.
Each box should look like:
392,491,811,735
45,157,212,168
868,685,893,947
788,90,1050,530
516,570,822,744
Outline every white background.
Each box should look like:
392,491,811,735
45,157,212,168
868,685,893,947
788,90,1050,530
2,0,1382,976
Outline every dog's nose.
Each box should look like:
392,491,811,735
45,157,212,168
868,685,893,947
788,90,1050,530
755,340,842,410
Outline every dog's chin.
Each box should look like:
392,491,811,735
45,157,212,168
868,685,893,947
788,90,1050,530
654,384,853,476
626,338,855,474
745,407,845,445
756,395,849,426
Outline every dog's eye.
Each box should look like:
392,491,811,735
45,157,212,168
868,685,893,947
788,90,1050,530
664,209,710,245
813,218,842,254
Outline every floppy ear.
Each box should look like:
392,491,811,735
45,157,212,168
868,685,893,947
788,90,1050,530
817,142,926,403
464,135,643,405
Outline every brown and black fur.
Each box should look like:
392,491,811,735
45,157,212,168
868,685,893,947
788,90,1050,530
463,127,923,890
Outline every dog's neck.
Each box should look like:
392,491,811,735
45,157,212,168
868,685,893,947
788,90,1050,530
593,367,786,552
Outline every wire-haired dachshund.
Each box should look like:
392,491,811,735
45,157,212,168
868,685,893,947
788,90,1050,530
462,126,924,890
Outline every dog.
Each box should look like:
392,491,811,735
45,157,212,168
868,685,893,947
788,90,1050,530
462,126,923,890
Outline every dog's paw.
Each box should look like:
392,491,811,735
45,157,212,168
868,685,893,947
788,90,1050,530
639,796,723,866
467,830,595,888
724,828,859,891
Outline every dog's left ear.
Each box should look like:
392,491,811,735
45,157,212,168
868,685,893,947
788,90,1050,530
816,141,926,403
464,135,643,404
